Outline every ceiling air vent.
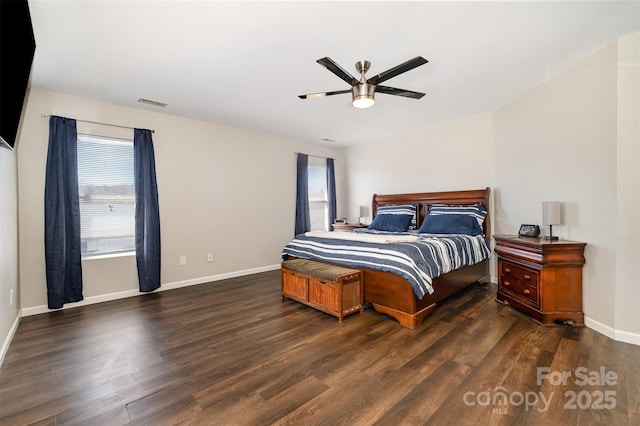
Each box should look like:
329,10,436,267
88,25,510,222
137,98,167,108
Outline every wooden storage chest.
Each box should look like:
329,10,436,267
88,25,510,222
281,258,363,322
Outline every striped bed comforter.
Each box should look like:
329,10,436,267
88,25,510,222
281,231,491,300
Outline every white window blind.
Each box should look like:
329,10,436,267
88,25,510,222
77,135,135,256
308,160,328,231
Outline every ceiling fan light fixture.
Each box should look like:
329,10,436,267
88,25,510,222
352,83,375,108
300,56,427,107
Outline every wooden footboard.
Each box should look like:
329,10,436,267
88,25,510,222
363,260,490,328
369,303,437,329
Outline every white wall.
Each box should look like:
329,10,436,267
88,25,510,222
615,33,640,340
17,88,346,312
494,39,619,331
345,113,495,223
0,145,20,364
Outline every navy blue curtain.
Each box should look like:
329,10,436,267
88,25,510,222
44,116,83,309
326,158,337,229
134,129,161,292
294,153,310,236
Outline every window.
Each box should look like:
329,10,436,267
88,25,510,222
77,135,135,256
307,158,328,231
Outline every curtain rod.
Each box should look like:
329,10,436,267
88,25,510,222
41,113,155,133
293,152,335,161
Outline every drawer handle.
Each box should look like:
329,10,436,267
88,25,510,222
504,267,511,273
523,288,531,295
503,280,511,287
523,274,531,281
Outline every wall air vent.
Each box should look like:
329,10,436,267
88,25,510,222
137,98,168,108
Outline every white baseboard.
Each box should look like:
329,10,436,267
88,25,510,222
0,313,21,367
21,263,281,317
585,316,640,346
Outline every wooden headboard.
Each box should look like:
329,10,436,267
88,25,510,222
371,187,491,240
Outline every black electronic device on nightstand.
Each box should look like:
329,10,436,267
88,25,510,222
518,224,540,237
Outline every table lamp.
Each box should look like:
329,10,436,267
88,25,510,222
542,201,561,241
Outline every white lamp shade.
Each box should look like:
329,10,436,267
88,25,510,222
542,201,562,225
359,205,368,218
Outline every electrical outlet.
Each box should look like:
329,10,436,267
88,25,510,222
179,256,186,266
207,253,214,262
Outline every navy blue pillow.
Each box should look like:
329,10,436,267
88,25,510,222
429,203,487,227
419,213,483,235
368,204,416,232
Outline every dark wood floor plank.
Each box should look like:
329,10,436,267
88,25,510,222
425,317,558,424
240,375,329,425
125,387,203,424
493,341,555,424
1,270,638,425
574,331,635,425
273,370,379,425
53,391,133,425
360,319,457,381
348,362,435,425
374,358,473,425
523,335,594,425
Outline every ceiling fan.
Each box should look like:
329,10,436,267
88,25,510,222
298,56,428,108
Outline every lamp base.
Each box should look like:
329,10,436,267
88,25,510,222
544,224,559,241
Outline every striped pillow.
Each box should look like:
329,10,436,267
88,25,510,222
368,204,417,232
428,203,487,227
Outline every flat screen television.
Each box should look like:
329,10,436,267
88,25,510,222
0,0,36,150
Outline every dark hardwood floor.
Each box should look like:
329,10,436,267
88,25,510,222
1,270,638,425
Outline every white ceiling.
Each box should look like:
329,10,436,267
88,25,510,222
27,1,640,146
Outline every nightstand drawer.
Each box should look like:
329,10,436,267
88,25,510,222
500,263,539,286
499,275,538,304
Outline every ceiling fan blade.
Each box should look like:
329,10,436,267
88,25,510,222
376,85,425,99
298,89,352,100
367,56,428,85
316,57,359,86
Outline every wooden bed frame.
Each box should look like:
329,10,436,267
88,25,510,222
362,187,492,328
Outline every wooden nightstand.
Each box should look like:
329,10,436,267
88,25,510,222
332,223,368,232
494,235,586,326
